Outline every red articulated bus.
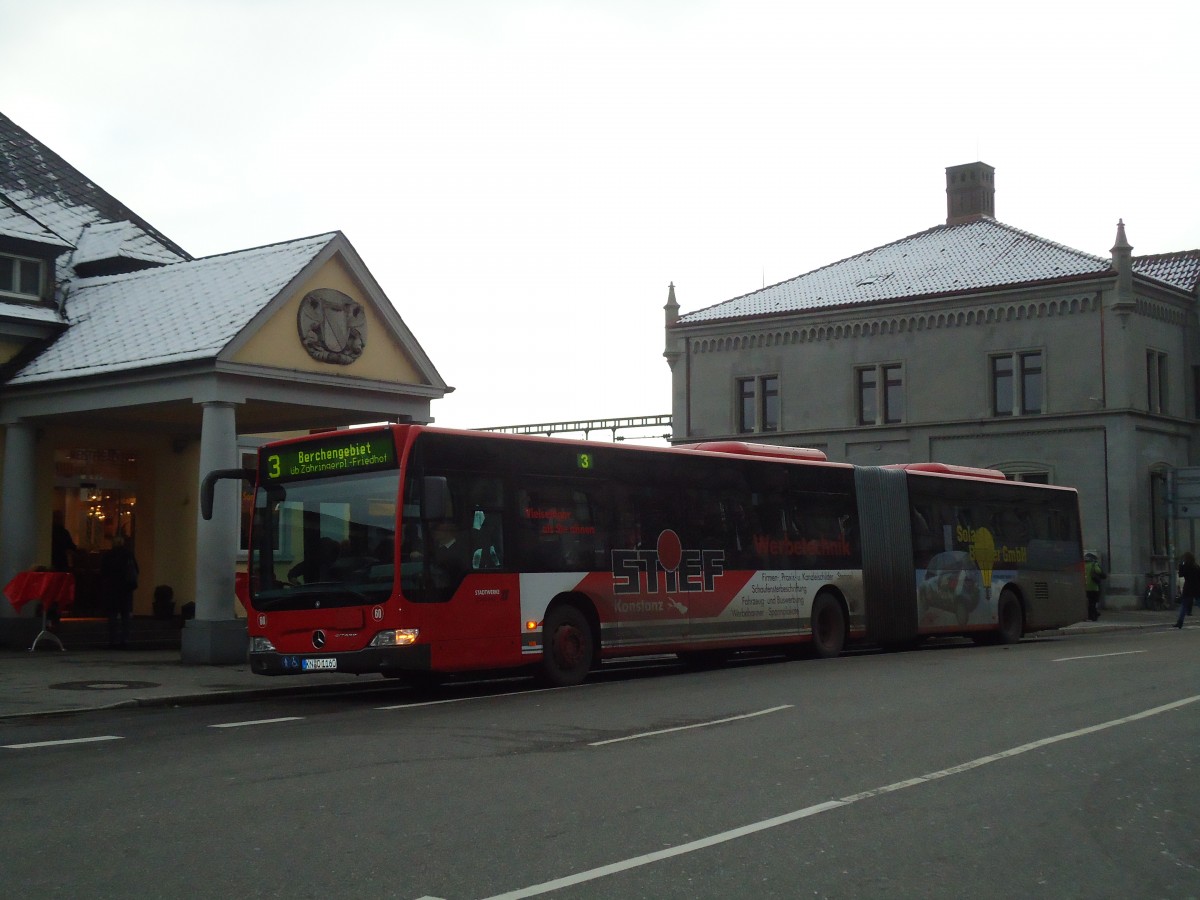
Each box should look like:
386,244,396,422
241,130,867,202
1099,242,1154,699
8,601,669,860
202,425,1085,686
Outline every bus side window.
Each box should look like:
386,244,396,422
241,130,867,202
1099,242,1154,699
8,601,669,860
463,477,505,571
911,503,936,562
471,509,503,569
680,487,729,555
517,486,573,570
748,492,788,566
514,480,608,572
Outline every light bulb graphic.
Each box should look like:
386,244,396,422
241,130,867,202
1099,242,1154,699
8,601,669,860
972,527,997,602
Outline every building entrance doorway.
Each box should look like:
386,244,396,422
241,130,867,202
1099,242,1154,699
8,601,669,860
53,449,138,615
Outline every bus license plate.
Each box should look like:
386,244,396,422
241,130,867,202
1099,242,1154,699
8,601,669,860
302,658,337,671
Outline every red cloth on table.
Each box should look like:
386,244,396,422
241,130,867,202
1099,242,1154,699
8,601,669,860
4,571,75,614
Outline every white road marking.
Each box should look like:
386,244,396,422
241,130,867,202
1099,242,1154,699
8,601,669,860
376,687,565,711
3,735,123,750
1053,650,1147,662
209,716,304,729
475,694,1200,900
588,705,793,746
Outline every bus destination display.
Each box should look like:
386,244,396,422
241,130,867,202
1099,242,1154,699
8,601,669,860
262,431,396,482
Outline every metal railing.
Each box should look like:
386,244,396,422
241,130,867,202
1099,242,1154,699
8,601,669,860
475,414,672,442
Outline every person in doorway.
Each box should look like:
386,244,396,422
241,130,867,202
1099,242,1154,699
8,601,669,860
1175,551,1200,629
100,535,139,648
51,510,77,572
1083,552,1106,622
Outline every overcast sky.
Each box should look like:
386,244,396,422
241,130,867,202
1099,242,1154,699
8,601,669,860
3,0,1197,439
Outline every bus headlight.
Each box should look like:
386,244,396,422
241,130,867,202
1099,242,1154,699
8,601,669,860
369,629,420,647
249,636,276,653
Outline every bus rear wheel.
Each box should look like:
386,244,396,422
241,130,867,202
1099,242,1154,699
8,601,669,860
540,604,594,687
996,588,1024,644
809,591,846,659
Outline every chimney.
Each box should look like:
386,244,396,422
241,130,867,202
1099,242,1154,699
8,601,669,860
945,162,995,225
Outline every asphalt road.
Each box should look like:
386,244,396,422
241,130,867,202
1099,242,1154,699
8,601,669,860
2,628,1198,899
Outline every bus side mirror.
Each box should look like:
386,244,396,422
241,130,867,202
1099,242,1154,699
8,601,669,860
201,468,256,520
422,476,453,521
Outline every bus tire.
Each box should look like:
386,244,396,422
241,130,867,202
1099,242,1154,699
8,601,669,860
540,604,594,687
809,591,846,659
996,588,1024,644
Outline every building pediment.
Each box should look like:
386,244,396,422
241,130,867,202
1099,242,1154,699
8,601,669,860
0,231,450,434
4,231,446,392
222,239,442,389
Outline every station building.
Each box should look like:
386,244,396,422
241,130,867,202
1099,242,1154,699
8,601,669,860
0,113,450,660
664,162,1200,608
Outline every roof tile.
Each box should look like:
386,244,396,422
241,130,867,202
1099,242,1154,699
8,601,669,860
1132,251,1200,293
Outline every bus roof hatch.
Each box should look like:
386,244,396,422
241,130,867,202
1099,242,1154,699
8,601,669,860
680,441,828,462
887,462,1008,481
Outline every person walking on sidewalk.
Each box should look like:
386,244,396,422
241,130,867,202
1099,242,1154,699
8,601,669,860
1084,552,1106,622
1175,551,1200,629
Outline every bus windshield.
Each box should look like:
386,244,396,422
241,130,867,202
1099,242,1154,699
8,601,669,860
250,470,400,611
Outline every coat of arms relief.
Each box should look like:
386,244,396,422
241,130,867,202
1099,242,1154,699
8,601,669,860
296,289,367,364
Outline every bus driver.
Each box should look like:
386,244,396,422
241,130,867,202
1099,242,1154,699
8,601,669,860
431,519,471,590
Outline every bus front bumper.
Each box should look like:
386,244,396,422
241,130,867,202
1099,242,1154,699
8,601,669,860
248,644,432,677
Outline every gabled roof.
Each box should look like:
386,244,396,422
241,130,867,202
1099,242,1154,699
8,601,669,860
7,233,338,385
676,217,1188,325
0,112,189,273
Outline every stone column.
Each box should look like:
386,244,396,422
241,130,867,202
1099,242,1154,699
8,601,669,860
181,401,247,664
0,422,37,629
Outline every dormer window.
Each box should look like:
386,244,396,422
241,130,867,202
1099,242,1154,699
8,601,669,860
0,253,45,300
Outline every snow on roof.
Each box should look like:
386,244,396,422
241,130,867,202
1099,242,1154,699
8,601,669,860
71,220,183,268
677,218,1113,325
3,188,186,275
0,196,72,248
1132,251,1200,294
0,298,65,325
8,233,338,385
0,112,190,274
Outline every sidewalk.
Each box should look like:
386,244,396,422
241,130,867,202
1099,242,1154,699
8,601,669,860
0,645,386,720
0,609,1184,720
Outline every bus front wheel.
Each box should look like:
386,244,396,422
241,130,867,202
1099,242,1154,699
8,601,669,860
810,592,846,659
541,604,594,687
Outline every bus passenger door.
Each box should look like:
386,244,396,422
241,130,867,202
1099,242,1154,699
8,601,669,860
407,473,520,669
